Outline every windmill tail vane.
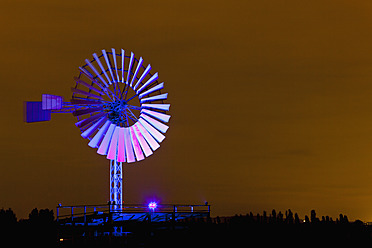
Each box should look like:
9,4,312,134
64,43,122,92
24,49,171,210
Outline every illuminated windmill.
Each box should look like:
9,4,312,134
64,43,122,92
24,49,170,211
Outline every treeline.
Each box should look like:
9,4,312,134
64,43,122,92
0,208,56,246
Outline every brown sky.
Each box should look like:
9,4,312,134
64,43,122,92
1,0,372,220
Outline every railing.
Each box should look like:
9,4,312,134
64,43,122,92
56,203,210,222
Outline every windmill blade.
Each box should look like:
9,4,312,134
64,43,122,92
130,57,143,87
72,107,103,116
74,77,103,94
139,82,164,99
129,126,145,161
141,109,171,123
138,118,165,143
97,123,116,155
102,49,115,83
124,127,135,163
134,122,160,151
71,87,103,99
107,126,120,160
93,53,111,84
121,49,125,83
88,120,111,148
117,127,126,162
136,73,158,94
142,104,170,111
85,59,109,87
132,124,153,157
133,64,151,91
111,48,120,82
70,99,102,105
126,52,135,84
140,93,168,103
140,113,169,133
76,112,106,128
81,116,107,139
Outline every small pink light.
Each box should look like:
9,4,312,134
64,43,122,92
148,202,157,210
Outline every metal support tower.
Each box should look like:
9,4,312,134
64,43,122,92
110,158,123,211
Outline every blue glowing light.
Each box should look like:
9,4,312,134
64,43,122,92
148,202,157,210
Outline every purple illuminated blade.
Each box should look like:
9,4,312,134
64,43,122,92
124,127,135,163
142,104,170,111
112,48,120,82
72,107,103,116
107,126,120,160
74,77,103,94
85,58,109,87
141,109,171,123
92,53,111,84
138,83,164,99
132,123,153,157
70,99,102,105
135,122,160,151
88,120,111,148
133,64,151,91
140,93,168,103
121,49,125,83
129,126,145,161
136,73,158,94
102,49,115,83
117,127,126,162
75,112,106,128
97,123,116,155
130,57,143,87
126,52,134,84
138,118,165,143
81,116,107,139
79,67,105,89
71,88,103,99
140,113,169,133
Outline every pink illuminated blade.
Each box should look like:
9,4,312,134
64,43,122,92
126,52,134,84
112,48,120,82
136,73,158,94
129,126,145,161
97,123,116,155
117,127,126,162
134,122,160,151
81,116,107,139
85,59,109,87
139,83,164,99
140,113,169,133
71,88,103,99
142,104,170,111
93,53,111,84
102,49,115,83
124,127,135,163
75,112,106,128
141,109,171,123
130,57,143,87
88,120,111,148
107,126,120,160
73,107,103,116
140,93,168,103
132,124,153,157
121,49,125,83
133,64,151,91
135,122,160,151
138,118,165,143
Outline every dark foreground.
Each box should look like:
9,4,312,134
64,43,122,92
1,208,372,247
